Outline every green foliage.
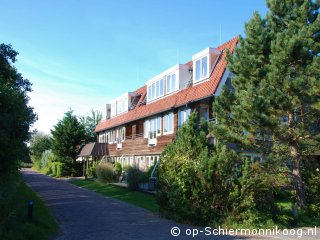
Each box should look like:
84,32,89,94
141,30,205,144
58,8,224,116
303,157,320,216
29,132,51,165
114,162,122,177
0,43,37,173
87,162,98,178
79,109,102,142
39,150,56,171
123,164,131,172
126,166,145,190
0,44,37,237
96,163,115,183
51,110,86,176
0,179,58,240
49,162,68,178
213,0,320,209
158,112,237,225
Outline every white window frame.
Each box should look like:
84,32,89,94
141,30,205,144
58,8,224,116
163,112,174,135
178,108,191,128
166,73,177,94
144,116,162,138
194,55,209,82
147,78,165,102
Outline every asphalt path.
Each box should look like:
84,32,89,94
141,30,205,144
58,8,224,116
22,169,318,240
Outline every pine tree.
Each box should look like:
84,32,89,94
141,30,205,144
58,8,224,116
212,0,320,209
51,110,86,175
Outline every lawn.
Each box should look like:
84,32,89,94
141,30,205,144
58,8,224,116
1,181,59,240
70,179,159,212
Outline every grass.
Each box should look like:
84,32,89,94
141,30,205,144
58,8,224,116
276,200,320,227
70,179,159,212
1,181,59,240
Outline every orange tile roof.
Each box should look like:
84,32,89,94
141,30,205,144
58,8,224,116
95,36,239,132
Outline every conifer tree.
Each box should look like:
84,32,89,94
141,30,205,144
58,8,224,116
212,0,320,209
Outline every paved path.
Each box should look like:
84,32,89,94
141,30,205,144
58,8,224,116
22,169,318,240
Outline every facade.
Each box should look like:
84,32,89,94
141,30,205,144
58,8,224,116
95,37,238,170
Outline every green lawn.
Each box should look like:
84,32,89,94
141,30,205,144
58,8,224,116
70,179,159,212
1,181,59,240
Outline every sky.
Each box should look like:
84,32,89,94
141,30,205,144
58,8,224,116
0,0,268,134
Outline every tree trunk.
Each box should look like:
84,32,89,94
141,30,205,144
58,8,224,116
290,142,306,209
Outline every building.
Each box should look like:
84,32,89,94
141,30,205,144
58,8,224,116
95,37,239,170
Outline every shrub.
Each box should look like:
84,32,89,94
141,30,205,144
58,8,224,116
87,162,97,178
123,164,131,172
126,166,145,190
115,162,122,176
96,163,115,183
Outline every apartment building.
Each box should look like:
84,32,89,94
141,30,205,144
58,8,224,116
95,37,238,170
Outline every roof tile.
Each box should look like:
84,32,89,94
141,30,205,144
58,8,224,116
95,37,238,132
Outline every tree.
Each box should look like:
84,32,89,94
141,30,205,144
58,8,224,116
0,43,37,173
51,110,86,175
79,109,102,142
0,43,36,236
29,132,51,163
212,0,320,209
157,113,239,225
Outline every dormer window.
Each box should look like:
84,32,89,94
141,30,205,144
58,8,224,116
147,78,164,102
192,47,220,84
195,56,208,82
166,73,177,94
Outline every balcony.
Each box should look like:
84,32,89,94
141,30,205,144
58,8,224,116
148,131,157,146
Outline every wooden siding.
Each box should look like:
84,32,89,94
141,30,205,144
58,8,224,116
100,98,214,157
108,134,175,156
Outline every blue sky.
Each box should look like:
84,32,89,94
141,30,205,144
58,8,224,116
0,0,268,133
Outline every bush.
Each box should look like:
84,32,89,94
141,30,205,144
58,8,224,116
48,162,69,177
96,163,115,183
126,166,145,190
115,162,122,176
87,163,97,178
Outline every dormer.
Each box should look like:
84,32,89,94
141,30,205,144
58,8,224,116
146,64,190,103
192,47,221,84
101,104,111,120
110,92,139,118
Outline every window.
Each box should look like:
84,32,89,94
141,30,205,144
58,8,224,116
121,127,125,141
195,56,208,82
111,102,116,117
144,116,162,137
147,79,165,102
109,130,115,143
163,112,174,134
106,131,109,143
200,106,209,121
166,73,177,94
178,108,191,127
160,79,164,96
147,86,151,101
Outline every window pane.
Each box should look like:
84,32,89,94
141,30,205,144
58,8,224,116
160,79,164,96
151,83,155,100
147,86,151,101
171,74,176,91
164,115,167,132
157,117,161,134
201,56,207,78
196,60,201,81
169,113,173,132
166,75,171,93
186,108,191,119
156,81,160,98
